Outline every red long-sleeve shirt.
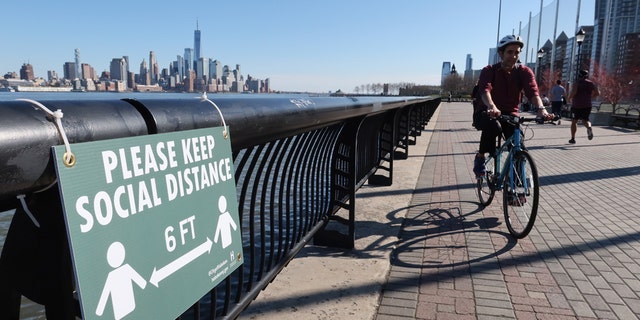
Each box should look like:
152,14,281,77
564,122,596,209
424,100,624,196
477,63,539,115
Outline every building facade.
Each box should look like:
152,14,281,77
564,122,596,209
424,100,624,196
109,57,128,89
595,0,640,72
19,63,35,81
441,61,451,86
184,48,193,74
615,32,640,98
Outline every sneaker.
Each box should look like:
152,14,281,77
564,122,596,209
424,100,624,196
473,156,486,176
508,194,527,206
557,119,561,125
587,127,593,140
569,138,576,144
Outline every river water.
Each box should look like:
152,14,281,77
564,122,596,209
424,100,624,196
0,91,263,100
0,91,319,102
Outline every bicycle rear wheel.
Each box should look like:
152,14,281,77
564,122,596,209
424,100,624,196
503,150,539,238
477,155,496,206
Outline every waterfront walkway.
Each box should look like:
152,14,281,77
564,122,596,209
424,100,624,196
241,101,640,320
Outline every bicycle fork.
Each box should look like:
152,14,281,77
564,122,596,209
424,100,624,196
508,129,532,198
510,153,533,197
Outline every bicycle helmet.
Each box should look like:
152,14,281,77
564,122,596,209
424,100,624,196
578,70,589,78
498,35,525,49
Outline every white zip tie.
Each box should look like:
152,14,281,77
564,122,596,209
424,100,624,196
16,194,41,228
15,98,75,228
197,92,228,139
16,98,75,166
16,180,56,228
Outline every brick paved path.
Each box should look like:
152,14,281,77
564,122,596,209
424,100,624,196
376,102,640,319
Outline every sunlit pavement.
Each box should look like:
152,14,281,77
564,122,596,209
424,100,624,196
376,101,640,319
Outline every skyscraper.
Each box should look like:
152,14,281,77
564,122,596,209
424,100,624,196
176,55,185,80
464,54,474,81
20,63,34,81
194,20,201,63
75,49,81,80
149,51,159,85
63,62,76,80
193,21,202,80
595,0,640,72
47,70,58,81
441,61,451,86
123,56,131,88
210,60,222,80
81,63,96,81
234,64,242,80
140,59,150,85
110,57,128,88
197,57,209,82
184,48,193,74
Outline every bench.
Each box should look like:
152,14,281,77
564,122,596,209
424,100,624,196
610,105,640,129
594,103,612,112
589,103,612,126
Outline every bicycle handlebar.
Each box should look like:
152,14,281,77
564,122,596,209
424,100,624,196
496,114,561,125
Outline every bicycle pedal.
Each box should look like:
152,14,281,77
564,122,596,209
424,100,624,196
508,194,527,206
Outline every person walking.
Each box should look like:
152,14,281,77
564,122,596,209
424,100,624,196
550,80,566,124
567,70,599,144
473,35,554,176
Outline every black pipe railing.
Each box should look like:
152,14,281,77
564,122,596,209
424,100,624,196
0,95,440,319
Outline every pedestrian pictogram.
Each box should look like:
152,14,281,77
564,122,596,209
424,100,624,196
96,242,147,320
214,195,238,249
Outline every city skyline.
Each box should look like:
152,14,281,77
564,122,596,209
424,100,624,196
2,1,594,93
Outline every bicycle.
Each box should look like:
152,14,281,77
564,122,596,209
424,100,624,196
476,114,558,238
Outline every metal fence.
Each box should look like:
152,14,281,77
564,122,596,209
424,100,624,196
0,95,440,319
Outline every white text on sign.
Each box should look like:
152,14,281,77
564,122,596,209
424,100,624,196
101,135,216,184
164,215,197,252
75,134,232,233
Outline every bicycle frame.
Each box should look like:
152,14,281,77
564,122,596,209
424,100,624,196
488,121,527,193
477,114,555,238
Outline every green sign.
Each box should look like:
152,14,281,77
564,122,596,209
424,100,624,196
53,127,243,320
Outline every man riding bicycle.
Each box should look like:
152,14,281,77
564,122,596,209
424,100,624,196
473,35,555,177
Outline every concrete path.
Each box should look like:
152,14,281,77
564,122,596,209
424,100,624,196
241,101,640,320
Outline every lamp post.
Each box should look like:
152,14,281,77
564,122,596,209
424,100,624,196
575,28,586,82
537,48,545,86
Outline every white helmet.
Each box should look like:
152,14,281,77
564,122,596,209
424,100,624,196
498,35,525,49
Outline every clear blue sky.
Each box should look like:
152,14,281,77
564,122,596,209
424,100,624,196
2,0,594,93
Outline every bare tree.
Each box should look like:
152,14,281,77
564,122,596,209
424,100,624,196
371,83,379,94
442,73,463,96
537,68,562,96
351,82,425,96
591,62,633,108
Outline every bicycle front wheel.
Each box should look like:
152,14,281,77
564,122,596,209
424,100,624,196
477,155,496,206
503,150,539,238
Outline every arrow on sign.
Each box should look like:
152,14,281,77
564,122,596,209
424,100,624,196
150,237,213,287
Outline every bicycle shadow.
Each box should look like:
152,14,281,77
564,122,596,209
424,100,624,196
392,201,518,269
